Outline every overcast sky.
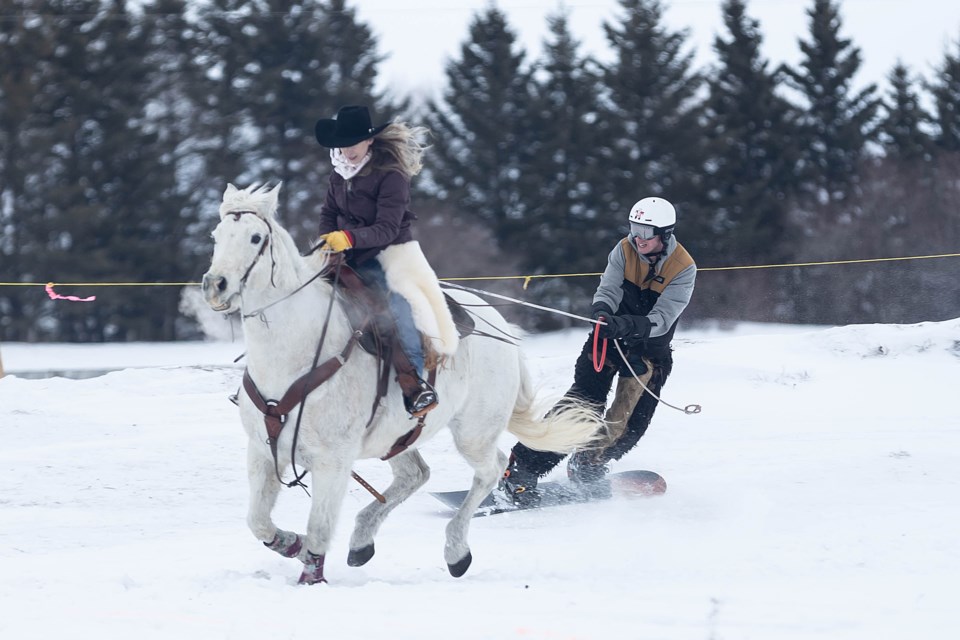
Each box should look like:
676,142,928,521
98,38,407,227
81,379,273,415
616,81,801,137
352,0,960,98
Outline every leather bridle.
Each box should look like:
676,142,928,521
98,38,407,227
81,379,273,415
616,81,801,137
224,210,275,291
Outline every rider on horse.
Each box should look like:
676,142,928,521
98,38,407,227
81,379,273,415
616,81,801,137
314,105,456,417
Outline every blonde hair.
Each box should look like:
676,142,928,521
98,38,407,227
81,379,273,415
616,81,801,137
369,122,430,179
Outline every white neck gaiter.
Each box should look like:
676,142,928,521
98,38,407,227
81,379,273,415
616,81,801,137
330,148,371,180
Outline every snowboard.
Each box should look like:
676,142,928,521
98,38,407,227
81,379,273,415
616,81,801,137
430,470,666,517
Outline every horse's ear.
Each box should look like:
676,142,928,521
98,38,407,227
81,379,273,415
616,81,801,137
220,183,240,219
265,182,282,218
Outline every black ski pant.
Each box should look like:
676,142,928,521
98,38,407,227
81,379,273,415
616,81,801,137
510,333,673,478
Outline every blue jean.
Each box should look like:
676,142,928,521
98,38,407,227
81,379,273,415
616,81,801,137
355,261,424,376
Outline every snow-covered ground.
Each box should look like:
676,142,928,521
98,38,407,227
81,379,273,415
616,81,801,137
1,320,958,639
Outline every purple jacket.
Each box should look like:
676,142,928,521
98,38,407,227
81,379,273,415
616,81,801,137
318,168,416,265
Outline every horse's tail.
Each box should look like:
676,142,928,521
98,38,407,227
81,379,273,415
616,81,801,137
506,355,606,453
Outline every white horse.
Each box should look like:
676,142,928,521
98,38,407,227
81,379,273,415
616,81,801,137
202,183,603,585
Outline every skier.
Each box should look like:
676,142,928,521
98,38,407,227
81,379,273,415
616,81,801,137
500,197,697,506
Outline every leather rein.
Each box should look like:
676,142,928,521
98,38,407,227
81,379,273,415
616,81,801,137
242,256,365,492
236,245,427,500
242,328,362,486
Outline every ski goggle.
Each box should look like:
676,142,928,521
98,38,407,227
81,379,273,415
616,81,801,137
630,223,657,240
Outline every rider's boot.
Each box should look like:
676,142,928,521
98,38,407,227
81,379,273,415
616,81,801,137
400,373,438,417
396,370,439,417
567,451,612,500
389,303,439,416
499,456,541,508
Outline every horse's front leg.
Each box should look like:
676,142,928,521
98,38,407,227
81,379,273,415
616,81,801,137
247,443,303,558
299,458,354,585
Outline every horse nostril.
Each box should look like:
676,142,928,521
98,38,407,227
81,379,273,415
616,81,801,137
217,277,227,292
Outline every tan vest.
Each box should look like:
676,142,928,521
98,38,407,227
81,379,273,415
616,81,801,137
619,238,695,294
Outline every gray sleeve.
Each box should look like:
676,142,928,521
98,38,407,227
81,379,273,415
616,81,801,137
647,262,697,338
592,243,627,312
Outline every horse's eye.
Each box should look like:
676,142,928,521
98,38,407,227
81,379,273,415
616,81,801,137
251,234,262,244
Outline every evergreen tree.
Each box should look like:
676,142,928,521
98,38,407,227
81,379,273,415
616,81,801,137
928,37,960,154
423,6,535,244
0,0,201,341
865,61,935,255
126,0,205,339
780,0,881,206
701,0,798,263
877,62,933,162
185,0,252,203
519,9,610,313
1,0,397,340
599,0,705,249
40,0,183,341
191,0,392,243
0,2,60,340
7,1,129,340
321,0,387,106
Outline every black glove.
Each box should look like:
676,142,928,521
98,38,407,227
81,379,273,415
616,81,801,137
591,302,613,323
600,314,653,341
591,303,617,339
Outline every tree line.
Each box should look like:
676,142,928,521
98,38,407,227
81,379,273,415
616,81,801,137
1,0,958,341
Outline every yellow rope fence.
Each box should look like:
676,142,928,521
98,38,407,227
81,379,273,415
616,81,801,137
1,252,958,291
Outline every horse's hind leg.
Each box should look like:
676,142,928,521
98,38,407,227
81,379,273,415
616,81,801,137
445,423,508,577
247,444,302,558
347,450,430,567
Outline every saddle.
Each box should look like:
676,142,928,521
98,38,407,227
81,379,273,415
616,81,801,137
330,261,475,361
325,259,475,419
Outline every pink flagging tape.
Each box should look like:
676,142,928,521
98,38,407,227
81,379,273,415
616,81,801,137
45,283,96,302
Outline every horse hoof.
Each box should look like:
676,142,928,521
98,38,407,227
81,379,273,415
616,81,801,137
347,543,375,567
448,552,472,578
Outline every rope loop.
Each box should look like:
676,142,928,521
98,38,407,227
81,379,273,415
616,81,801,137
592,321,607,372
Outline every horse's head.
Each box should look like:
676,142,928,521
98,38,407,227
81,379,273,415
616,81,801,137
202,182,284,313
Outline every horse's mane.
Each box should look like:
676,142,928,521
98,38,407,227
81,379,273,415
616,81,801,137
220,183,280,221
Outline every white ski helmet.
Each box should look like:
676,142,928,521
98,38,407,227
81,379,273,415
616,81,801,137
628,197,676,240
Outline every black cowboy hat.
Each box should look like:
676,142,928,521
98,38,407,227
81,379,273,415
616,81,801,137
314,105,389,148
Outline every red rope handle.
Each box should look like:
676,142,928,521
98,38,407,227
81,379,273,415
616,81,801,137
592,320,607,372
